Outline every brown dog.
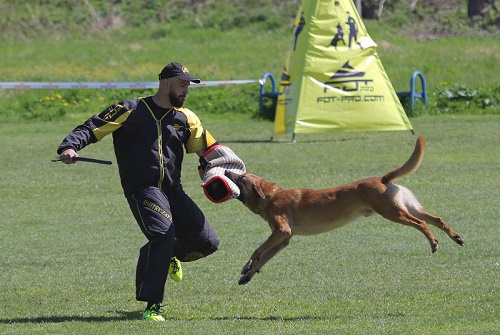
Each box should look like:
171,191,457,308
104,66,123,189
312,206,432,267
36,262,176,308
225,136,464,285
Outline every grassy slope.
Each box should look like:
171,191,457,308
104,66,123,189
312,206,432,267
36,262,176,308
1,24,498,124
366,23,500,91
1,22,499,88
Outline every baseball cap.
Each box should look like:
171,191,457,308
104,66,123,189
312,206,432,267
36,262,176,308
158,62,201,83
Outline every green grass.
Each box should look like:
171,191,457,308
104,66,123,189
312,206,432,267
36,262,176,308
1,23,499,123
1,23,499,88
0,9,499,333
0,114,498,334
0,27,289,82
366,23,499,89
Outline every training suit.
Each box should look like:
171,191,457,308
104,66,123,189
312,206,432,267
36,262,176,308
57,96,220,303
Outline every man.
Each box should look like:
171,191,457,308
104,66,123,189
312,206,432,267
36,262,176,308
57,62,225,321
346,11,363,50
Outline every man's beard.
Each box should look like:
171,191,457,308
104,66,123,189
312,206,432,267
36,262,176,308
169,91,185,108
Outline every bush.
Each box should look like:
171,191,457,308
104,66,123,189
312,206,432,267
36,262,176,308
0,85,261,123
397,83,500,118
187,84,260,118
433,84,500,115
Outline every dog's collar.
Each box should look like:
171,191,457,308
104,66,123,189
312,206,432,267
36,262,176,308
255,188,279,214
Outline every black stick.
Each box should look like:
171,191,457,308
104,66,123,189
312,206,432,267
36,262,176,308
51,156,112,165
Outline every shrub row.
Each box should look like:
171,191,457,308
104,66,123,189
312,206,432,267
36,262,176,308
2,83,498,123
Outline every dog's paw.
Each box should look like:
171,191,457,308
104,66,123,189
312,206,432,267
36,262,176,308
238,276,250,285
241,260,253,275
453,234,464,246
431,239,439,253
238,271,255,285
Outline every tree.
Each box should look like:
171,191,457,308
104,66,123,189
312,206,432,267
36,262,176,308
360,0,388,20
468,0,497,17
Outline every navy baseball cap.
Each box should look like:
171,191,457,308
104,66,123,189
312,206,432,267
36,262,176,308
158,62,201,83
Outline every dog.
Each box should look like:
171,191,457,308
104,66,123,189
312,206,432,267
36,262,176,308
225,136,464,285
328,23,346,49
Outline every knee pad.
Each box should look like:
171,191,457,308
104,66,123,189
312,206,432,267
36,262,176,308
176,236,219,262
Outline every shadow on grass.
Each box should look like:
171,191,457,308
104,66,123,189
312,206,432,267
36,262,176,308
211,315,339,321
2,311,407,324
0,311,140,324
2,313,354,324
210,312,408,322
221,139,275,144
219,134,386,144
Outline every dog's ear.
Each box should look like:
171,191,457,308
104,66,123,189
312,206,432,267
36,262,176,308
252,183,266,199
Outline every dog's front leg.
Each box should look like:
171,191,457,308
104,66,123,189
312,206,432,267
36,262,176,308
240,236,291,278
252,236,291,272
239,228,291,285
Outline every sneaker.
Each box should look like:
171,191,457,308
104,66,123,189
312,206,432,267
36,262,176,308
169,257,183,282
142,303,165,322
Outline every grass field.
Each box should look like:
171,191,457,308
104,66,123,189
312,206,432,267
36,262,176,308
1,23,499,89
1,22,498,125
0,7,499,334
0,114,498,334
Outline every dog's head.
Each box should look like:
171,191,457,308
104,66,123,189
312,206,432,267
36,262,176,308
224,170,277,213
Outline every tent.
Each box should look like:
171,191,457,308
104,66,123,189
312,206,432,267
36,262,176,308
274,0,413,138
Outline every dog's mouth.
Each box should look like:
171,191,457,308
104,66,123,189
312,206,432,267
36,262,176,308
224,170,245,201
224,170,239,184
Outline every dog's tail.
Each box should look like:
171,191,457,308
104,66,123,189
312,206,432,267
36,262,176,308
381,136,425,184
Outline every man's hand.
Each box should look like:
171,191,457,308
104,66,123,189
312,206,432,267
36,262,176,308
59,148,78,164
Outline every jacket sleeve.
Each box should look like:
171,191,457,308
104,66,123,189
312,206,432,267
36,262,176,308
57,99,136,154
179,108,218,153
57,120,98,154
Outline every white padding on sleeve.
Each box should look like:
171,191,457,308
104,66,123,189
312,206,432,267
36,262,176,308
200,145,246,203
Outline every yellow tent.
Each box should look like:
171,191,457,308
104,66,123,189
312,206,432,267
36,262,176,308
274,0,413,137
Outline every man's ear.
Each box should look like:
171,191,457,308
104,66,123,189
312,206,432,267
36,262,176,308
160,78,170,89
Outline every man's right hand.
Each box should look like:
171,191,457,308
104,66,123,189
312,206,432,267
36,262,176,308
59,148,78,164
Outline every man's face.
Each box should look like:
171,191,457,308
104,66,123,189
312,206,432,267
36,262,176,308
168,78,190,108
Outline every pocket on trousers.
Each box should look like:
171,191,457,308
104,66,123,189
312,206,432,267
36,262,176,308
128,186,173,237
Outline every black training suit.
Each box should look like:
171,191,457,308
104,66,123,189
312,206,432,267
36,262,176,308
57,96,219,303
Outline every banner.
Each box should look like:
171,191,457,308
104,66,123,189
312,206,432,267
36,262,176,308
274,0,412,135
0,80,257,89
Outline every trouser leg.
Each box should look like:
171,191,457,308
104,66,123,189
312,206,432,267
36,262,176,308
169,188,220,262
127,186,175,303
135,233,173,302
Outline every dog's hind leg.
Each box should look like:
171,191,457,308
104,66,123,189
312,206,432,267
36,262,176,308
378,208,440,253
409,208,464,246
377,185,448,252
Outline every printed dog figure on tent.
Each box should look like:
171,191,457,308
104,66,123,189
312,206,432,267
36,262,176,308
328,23,346,49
